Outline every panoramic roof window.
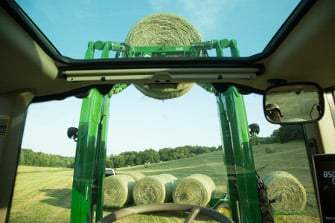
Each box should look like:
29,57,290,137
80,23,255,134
15,0,300,59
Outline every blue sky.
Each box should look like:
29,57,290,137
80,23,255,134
22,86,277,157
19,0,298,157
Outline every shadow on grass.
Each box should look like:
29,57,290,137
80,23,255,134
40,188,72,209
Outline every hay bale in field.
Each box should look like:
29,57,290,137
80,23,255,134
125,13,203,99
103,174,135,208
173,174,216,206
124,172,145,181
133,174,177,205
265,146,276,153
264,171,307,212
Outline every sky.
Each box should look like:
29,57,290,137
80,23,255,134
22,86,278,157
18,0,299,157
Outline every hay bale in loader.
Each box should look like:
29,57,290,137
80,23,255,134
133,174,177,205
264,171,307,212
173,174,216,206
103,174,135,208
125,13,203,100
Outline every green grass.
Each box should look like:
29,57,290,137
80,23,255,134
10,166,73,223
10,141,321,222
252,141,320,223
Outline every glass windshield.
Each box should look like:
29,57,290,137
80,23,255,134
15,0,300,59
10,86,320,222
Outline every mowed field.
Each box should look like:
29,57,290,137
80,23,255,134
10,141,320,222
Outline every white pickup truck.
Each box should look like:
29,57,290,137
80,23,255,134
105,168,116,177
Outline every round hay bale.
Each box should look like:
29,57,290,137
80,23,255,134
124,172,145,181
133,83,195,100
125,13,202,99
173,174,216,206
103,174,135,208
125,13,202,49
265,146,275,154
264,171,307,212
133,174,177,205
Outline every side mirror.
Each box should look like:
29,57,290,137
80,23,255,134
263,83,324,124
67,127,78,142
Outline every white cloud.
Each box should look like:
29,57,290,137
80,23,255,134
149,0,172,12
149,0,237,38
180,0,236,36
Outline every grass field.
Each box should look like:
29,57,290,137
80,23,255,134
9,141,320,222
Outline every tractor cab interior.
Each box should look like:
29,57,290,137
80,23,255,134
1,1,335,223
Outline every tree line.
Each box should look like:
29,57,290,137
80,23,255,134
19,149,75,168
19,125,303,168
106,145,219,168
251,124,303,145
18,146,219,168
19,146,222,168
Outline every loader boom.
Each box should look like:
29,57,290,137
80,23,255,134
70,38,261,223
